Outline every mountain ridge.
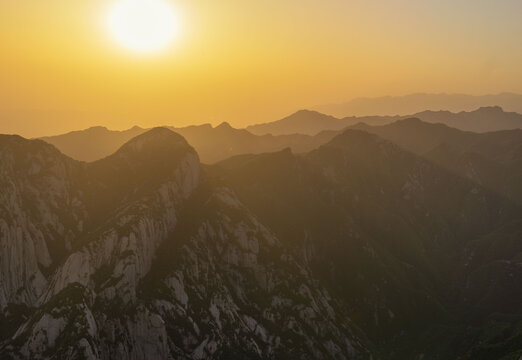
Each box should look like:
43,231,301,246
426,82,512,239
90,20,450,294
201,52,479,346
0,128,375,359
247,106,522,136
2,125,522,359
211,129,522,358
347,119,522,205
314,92,522,117
40,106,522,166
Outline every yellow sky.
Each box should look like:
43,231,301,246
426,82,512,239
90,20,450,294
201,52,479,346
1,0,522,137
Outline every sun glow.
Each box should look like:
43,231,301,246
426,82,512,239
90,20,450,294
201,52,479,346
107,0,180,53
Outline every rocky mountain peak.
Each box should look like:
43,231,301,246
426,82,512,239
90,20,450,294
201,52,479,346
116,127,190,154
102,127,199,174
0,134,61,156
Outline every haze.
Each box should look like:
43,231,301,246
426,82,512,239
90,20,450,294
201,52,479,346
1,0,522,137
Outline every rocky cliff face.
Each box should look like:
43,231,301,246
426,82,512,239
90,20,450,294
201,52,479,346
0,129,372,359
0,135,86,311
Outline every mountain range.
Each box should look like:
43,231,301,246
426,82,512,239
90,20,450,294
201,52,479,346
39,110,522,208
40,106,522,167
39,123,327,164
0,129,372,359
313,93,522,118
212,130,522,359
1,119,522,358
247,106,522,135
348,119,522,205
4,104,522,359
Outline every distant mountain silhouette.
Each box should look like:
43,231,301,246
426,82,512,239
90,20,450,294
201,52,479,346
39,125,148,162
314,92,522,117
348,118,522,205
169,121,319,163
41,106,522,169
246,110,346,136
41,123,326,163
248,106,522,135
247,109,398,135
413,106,522,132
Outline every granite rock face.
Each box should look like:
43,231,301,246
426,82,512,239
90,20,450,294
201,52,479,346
0,129,371,359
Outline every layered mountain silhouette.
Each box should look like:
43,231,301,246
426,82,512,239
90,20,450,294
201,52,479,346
40,123,326,164
41,106,522,168
2,125,522,359
413,106,522,133
314,93,522,118
349,119,522,205
246,110,397,136
247,106,522,135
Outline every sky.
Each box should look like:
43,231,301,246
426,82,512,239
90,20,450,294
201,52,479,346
1,0,522,137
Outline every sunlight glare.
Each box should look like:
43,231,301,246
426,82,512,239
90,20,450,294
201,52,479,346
107,0,180,53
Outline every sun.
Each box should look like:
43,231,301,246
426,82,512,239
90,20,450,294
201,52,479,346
107,0,180,54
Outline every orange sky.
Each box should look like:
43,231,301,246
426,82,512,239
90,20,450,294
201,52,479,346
1,0,522,137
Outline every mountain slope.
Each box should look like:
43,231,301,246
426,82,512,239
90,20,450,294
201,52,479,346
3,127,522,359
0,129,373,359
349,119,522,204
169,122,322,164
211,130,522,359
0,135,86,312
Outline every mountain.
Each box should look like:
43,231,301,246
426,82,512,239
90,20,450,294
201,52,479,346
413,106,522,133
2,128,522,359
247,107,522,136
314,93,522,118
246,110,401,136
39,126,148,163
211,130,522,359
169,122,324,164
40,107,522,165
246,110,348,136
41,123,325,164
0,129,373,359
37,113,522,208
349,118,522,205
